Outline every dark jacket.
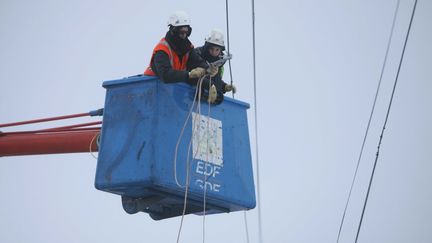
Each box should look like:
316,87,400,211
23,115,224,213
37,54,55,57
150,31,207,85
195,45,228,104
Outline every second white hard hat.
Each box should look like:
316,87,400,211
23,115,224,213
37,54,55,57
205,29,225,47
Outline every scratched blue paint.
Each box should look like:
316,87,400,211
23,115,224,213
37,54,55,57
95,75,255,220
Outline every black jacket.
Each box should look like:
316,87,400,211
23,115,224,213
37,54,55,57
195,45,228,104
195,45,228,92
150,31,207,85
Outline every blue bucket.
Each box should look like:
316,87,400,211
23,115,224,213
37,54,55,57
95,75,256,220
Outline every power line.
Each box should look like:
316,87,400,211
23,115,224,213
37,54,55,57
251,0,263,242
355,0,418,242
244,211,251,243
225,0,234,99
224,2,251,242
335,1,401,242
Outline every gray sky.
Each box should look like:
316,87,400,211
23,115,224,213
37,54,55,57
1,0,431,242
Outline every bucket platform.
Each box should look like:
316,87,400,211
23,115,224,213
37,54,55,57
95,75,256,220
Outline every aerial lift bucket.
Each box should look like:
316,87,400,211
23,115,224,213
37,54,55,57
95,75,255,220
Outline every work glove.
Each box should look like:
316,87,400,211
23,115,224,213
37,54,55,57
189,67,207,79
225,84,236,94
208,66,219,77
208,84,217,103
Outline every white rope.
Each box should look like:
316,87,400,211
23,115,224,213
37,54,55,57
173,76,223,243
175,76,207,243
89,132,100,160
173,80,201,188
202,77,213,243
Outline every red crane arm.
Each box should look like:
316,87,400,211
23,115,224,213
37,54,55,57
0,129,100,157
0,110,103,157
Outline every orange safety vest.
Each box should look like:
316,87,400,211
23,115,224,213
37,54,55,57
144,38,191,76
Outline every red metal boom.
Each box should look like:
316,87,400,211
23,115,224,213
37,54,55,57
0,129,100,157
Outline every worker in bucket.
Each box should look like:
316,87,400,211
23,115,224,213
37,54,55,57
195,29,236,105
144,11,218,85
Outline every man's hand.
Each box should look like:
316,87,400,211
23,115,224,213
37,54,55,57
225,84,236,93
208,66,218,77
189,67,206,79
208,85,217,103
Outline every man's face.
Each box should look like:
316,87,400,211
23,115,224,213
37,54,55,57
177,26,189,39
208,46,222,57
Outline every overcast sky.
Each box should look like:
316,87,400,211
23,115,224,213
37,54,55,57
1,0,431,243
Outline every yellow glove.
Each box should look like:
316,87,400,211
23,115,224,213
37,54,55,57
225,84,236,94
208,66,219,77
208,85,217,103
189,67,206,79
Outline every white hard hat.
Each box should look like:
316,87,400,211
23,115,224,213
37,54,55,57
168,11,191,27
205,29,225,47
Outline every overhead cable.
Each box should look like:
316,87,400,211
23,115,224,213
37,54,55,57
355,0,418,242
335,1,401,242
225,0,235,99
251,0,263,242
